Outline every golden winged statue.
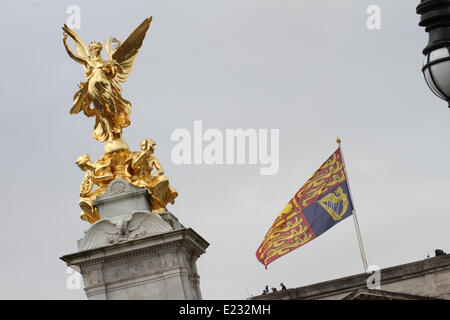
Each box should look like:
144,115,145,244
64,18,178,224
62,17,152,152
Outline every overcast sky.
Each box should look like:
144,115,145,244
0,0,448,299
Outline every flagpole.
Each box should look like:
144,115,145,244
337,137,369,272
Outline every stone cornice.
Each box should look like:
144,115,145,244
253,254,450,300
61,228,209,268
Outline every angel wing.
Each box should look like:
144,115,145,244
62,24,91,72
78,219,120,251
111,17,152,83
127,211,172,239
104,37,121,61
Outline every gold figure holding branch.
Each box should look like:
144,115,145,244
63,17,152,152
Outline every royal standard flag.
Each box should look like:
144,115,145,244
256,148,354,268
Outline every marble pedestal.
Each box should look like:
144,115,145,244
60,179,209,300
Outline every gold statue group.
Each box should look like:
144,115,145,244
63,17,177,223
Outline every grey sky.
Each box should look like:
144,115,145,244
0,0,448,299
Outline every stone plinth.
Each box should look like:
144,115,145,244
95,178,151,220
61,178,209,300
61,228,208,300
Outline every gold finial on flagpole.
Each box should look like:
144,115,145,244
336,137,341,146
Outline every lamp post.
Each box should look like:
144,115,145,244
417,0,450,107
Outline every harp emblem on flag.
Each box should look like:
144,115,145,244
316,186,349,221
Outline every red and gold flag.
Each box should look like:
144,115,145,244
256,148,353,268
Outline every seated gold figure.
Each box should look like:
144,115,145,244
76,154,114,223
75,139,178,223
127,139,178,214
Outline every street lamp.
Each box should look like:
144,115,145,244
417,0,450,107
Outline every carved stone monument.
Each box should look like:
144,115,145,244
61,179,209,300
60,18,209,299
